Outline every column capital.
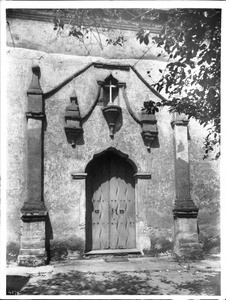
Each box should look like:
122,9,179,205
27,65,43,95
171,113,189,128
21,200,47,214
173,202,199,218
21,211,47,222
26,112,45,119
27,65,44,114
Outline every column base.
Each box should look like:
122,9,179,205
174,216,203,259
174,242,203,260
18,208,48,267
18,250,47,267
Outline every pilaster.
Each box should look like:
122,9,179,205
171,113,202,259
134,173,152,252
18,65,47,266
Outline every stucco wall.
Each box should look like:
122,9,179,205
6,17,164,61
189,120,220,253
44,64,176,256
6,17,220,259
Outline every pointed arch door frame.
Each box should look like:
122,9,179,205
85,148,140,254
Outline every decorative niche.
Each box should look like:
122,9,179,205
102,74,119,106
98,74,124,138
64,91,83,148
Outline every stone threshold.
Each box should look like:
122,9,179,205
85,249,141,256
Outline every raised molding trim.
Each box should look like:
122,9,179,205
134,173,151,179
21,211,47,222
171,112,189,128
41,63,167,104
7,9,164,34
71,173,88,179
26,112,45,119
94,62,130,71
171,120,189,127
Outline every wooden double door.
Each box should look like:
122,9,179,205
85,151,136,252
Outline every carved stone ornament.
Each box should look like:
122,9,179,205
140,104,158,151
102,105,122,138
64,91,83,147
101,74,122,138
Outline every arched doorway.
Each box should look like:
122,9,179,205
85,149,136,253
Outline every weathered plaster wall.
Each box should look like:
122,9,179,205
6,51,29,259
6,17,220,259
189,120,220,253
6,18,164,61
42,53,175,256
6,48,175,258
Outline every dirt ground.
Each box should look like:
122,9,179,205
6,254,220,296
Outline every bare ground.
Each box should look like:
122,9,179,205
6,255,220,296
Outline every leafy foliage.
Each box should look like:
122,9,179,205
52,9,127,48
142,99,161,115
106,35,126,47
51,9,221,159
137,9,221,159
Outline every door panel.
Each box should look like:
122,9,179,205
91,155,110,250
109,153,118,249
109,154,135,249
86,151,136,251
124,167,136,248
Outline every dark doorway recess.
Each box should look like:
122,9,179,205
85,150,136,254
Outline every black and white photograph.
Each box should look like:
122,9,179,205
0,1,224,298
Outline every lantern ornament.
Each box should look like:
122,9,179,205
64,91,83,147
101,74,122,138
140,96,159,151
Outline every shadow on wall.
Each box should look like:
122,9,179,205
199,234,220,254
45,213,84,262
49,237,85,261
45,213,53,263
114,111,123,135
6,215,84,264
143,238,173,257
142,134,160,150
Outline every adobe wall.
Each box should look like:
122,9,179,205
6,17,220,260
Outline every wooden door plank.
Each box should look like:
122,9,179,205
109,153,136,250
92,162,102,250
91,155,110,250
85,173,93,252
125,166,136,248
99,155,110,249
116,160,128,249
109,153,119,249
